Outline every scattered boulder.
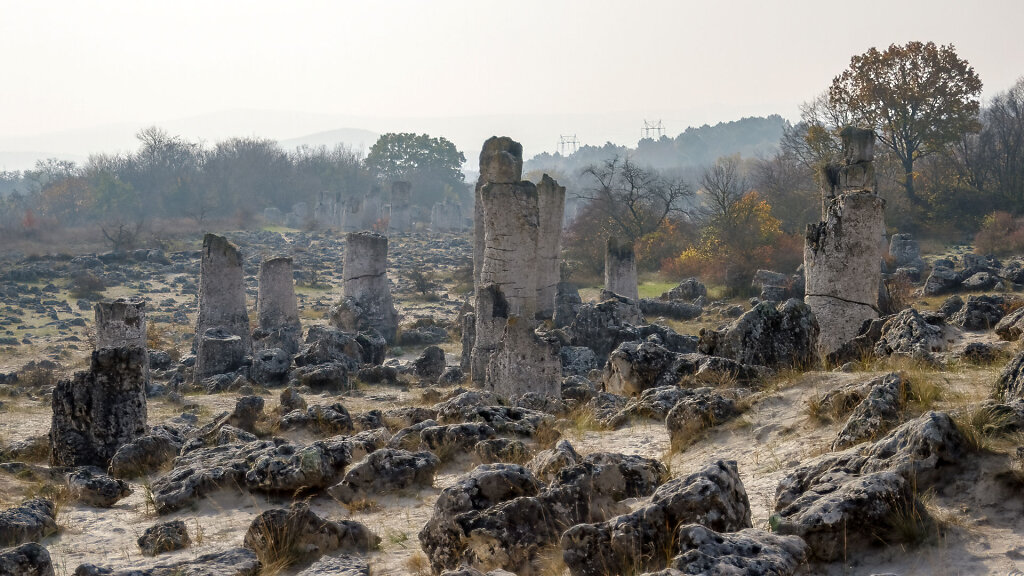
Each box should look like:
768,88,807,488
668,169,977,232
66,467,132,507
328,448,439,502
638,299,701,321
697,299,818,369
294,554,370,576
873,308,946,358
661,278,706,302
948,295,1005,330
250,348,291,385
74,547,259,576
0,542,55,576
560,460,751,576
666,389,741,449
924,266,960,296
832,373,906,450
0,499,57,547
137,520,190,556
474,438,529,465
108,425,185,478
664,524,808,576
995,306,1024,341
243,503,379,565
996,349,1024,401
413,346,447,381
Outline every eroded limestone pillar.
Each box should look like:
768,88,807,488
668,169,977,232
390,181,413,233
94,297,147,349
805,127,885,357
195,233,250,379
604,236,638,301
50,346,148,467
331,231,398,342
473,137,523,285
536,175,566,320
257,257,299,332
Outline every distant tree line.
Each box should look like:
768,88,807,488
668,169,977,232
0,128,468,246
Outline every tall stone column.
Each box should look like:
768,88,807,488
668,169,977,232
50,346,148,467
195,233,250,379
94,297,147,349
805,127,885,357
257,257,300,332
604,236,638,301
473,137,523,286
390,181,413,232
254,256,301,353
330,231,398,342
536,175,566,320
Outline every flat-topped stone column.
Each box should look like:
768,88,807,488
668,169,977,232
257,257,300,332
604,235,638,301
330,231,398,342
94,297,147,349
195,233,250,379
473,137,523,286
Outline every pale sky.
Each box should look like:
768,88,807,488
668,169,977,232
1,0,1022,166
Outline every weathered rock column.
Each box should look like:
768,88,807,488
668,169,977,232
604,235,638,301
94,297,147,349
805,127,885,357
361,189,383,230
430,201,464,232
468,137,562,397
330,231,398,342
389,181,413,233
254,256,301,353
473,137,524,286
195,234,250,380
50,346,148,467
536,175,566,320
341,197,363,232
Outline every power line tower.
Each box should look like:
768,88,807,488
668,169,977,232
642,119,665,139
558,134,579,156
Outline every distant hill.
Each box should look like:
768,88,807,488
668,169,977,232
525,115,789,178
278,128,379,154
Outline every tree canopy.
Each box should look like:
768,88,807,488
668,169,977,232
828,41,983,206
365,133,466,207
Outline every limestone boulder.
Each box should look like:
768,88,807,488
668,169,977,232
294,555,370,576
74,548,259,576
665,389,741,449
995,306,1024,341
873,308,946,358
66,467,132,507
697,299,818,369
243,503,379,564
661,278,706,302
948,294,1006,330
328,448,439,502
996,349,1024,401
664,524,808,576
137,520,190,557
0,499,57,547
0,542,55,576
413,346,447,381
831,373,906,450
924,266,961,296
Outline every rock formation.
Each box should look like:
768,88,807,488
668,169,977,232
93,297,147,349
604,235,638,301
805,127,885,357
389,181,413,232
469,137,563,399
254,256,301,353
50,346,148,467
331,231,398,342
194,234,250,380
430,200,464,232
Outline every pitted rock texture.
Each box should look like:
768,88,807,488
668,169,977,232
331,231,398,343
137,520,190,557
560,460,751,576
328,448,439,502
66,467,133,507
664,524,808,575
697,299,818,369
50,346,148,468
0,499,58,547
195,233,250,355
832,372,906,450
873,308,946,358
243,503,379,565
0,542,55,576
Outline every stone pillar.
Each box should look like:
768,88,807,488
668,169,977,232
254,256,301,354
362,188,383,231
341,197,363,232
330,231,398,342
94,297,147,349
604,236,638,301
50,346,148,467
805,127,885,357
473,137,523,286
536,175,566,320
257,257,300,332
389,181,413,233
195,233,250,379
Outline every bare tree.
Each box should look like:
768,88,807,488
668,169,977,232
698,155,750,227
577,155,693,243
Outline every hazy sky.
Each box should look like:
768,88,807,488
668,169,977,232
1,0,1022,163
